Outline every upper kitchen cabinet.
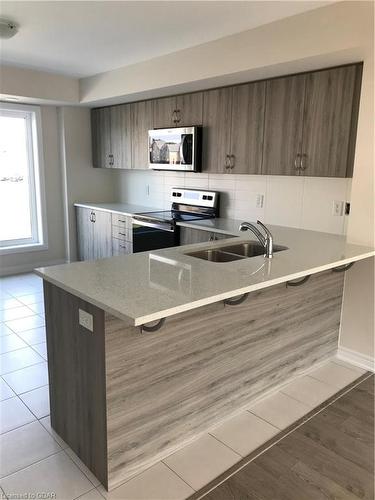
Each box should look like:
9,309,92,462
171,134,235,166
131,100,153,169
91,64,361,176
176,92,203,126
91,107,112,168
262,64,362,177
153,92,203,128
301,64,362,177
202,83,265,174
153,96,176,128
229,82,265,174
91,104,132,169
202,87,232,173
111,104,132,169
262,74,306,176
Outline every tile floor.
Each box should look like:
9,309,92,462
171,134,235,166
0,273,369,500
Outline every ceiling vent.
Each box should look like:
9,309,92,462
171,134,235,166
0,18,18,39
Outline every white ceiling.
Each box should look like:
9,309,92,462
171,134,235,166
0,1,332,78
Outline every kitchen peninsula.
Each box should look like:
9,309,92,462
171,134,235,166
36,223,374,491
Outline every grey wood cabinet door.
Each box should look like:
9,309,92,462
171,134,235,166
76,207,94,261
92,210,113,259
176,92,203,126
91,108,112,168
153,97,176,128
262,74,306,176
301,65,360,178
111,104,132,169
202,88,232,173
76,207,112,261
131,100,153,169
230,82,265,174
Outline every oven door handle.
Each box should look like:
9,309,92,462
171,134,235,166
132,217,175,233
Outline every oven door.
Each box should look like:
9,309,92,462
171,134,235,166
148,126,201,172
132,217,178,253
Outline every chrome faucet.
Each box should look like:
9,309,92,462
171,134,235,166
239,220,274,258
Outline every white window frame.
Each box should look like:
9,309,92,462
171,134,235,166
0,103,48,254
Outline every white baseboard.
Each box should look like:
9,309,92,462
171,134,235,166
337,346,375,372
0,259,66,277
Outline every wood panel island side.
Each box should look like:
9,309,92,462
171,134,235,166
42,268,345,491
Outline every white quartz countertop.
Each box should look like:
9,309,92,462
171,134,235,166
35,218,374,327
74,202,163,216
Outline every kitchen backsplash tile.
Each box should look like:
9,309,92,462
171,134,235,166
265,176,304,228
114,170,351,235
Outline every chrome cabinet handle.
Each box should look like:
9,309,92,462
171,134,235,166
300,153,307,171
230,154,235,170
294,154,301,171
172,110,181,125
224,154,231,170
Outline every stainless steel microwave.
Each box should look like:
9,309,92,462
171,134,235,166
148,126,202,172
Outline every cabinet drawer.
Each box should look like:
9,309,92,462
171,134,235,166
112,238,132,256
111,213,131,227
112,224,132,241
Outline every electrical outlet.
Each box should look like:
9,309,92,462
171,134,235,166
255,194,264,209
332,200,344,216
79,309,93,332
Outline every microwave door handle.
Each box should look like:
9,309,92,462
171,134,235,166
180,135,186,165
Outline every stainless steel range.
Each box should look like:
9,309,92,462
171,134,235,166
132,188,219,253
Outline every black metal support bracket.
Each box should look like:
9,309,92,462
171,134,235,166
286,275,311,287
332,262,355,273
141,318,166,333
224,293,249,306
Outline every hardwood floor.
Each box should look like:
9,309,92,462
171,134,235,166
196,375,374,500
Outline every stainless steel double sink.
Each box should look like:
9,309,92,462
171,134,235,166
185,242,287,262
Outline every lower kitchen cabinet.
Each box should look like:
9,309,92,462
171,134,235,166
76,207,113,261
111,213,133,255
76,208,133,261
112,238,132,256
179,226,234,245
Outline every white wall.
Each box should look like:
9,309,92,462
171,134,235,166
114,170,351,235
0,106,66,275
59,107,117,261
80,2,372,105
339,7,374,364
0,65,79,104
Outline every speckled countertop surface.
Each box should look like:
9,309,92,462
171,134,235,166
35,218,374,327
74,202,163,216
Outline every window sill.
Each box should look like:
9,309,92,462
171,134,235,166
0,242,48,256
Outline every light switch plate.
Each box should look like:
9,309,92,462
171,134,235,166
79,309,93,332
255,194,264,209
